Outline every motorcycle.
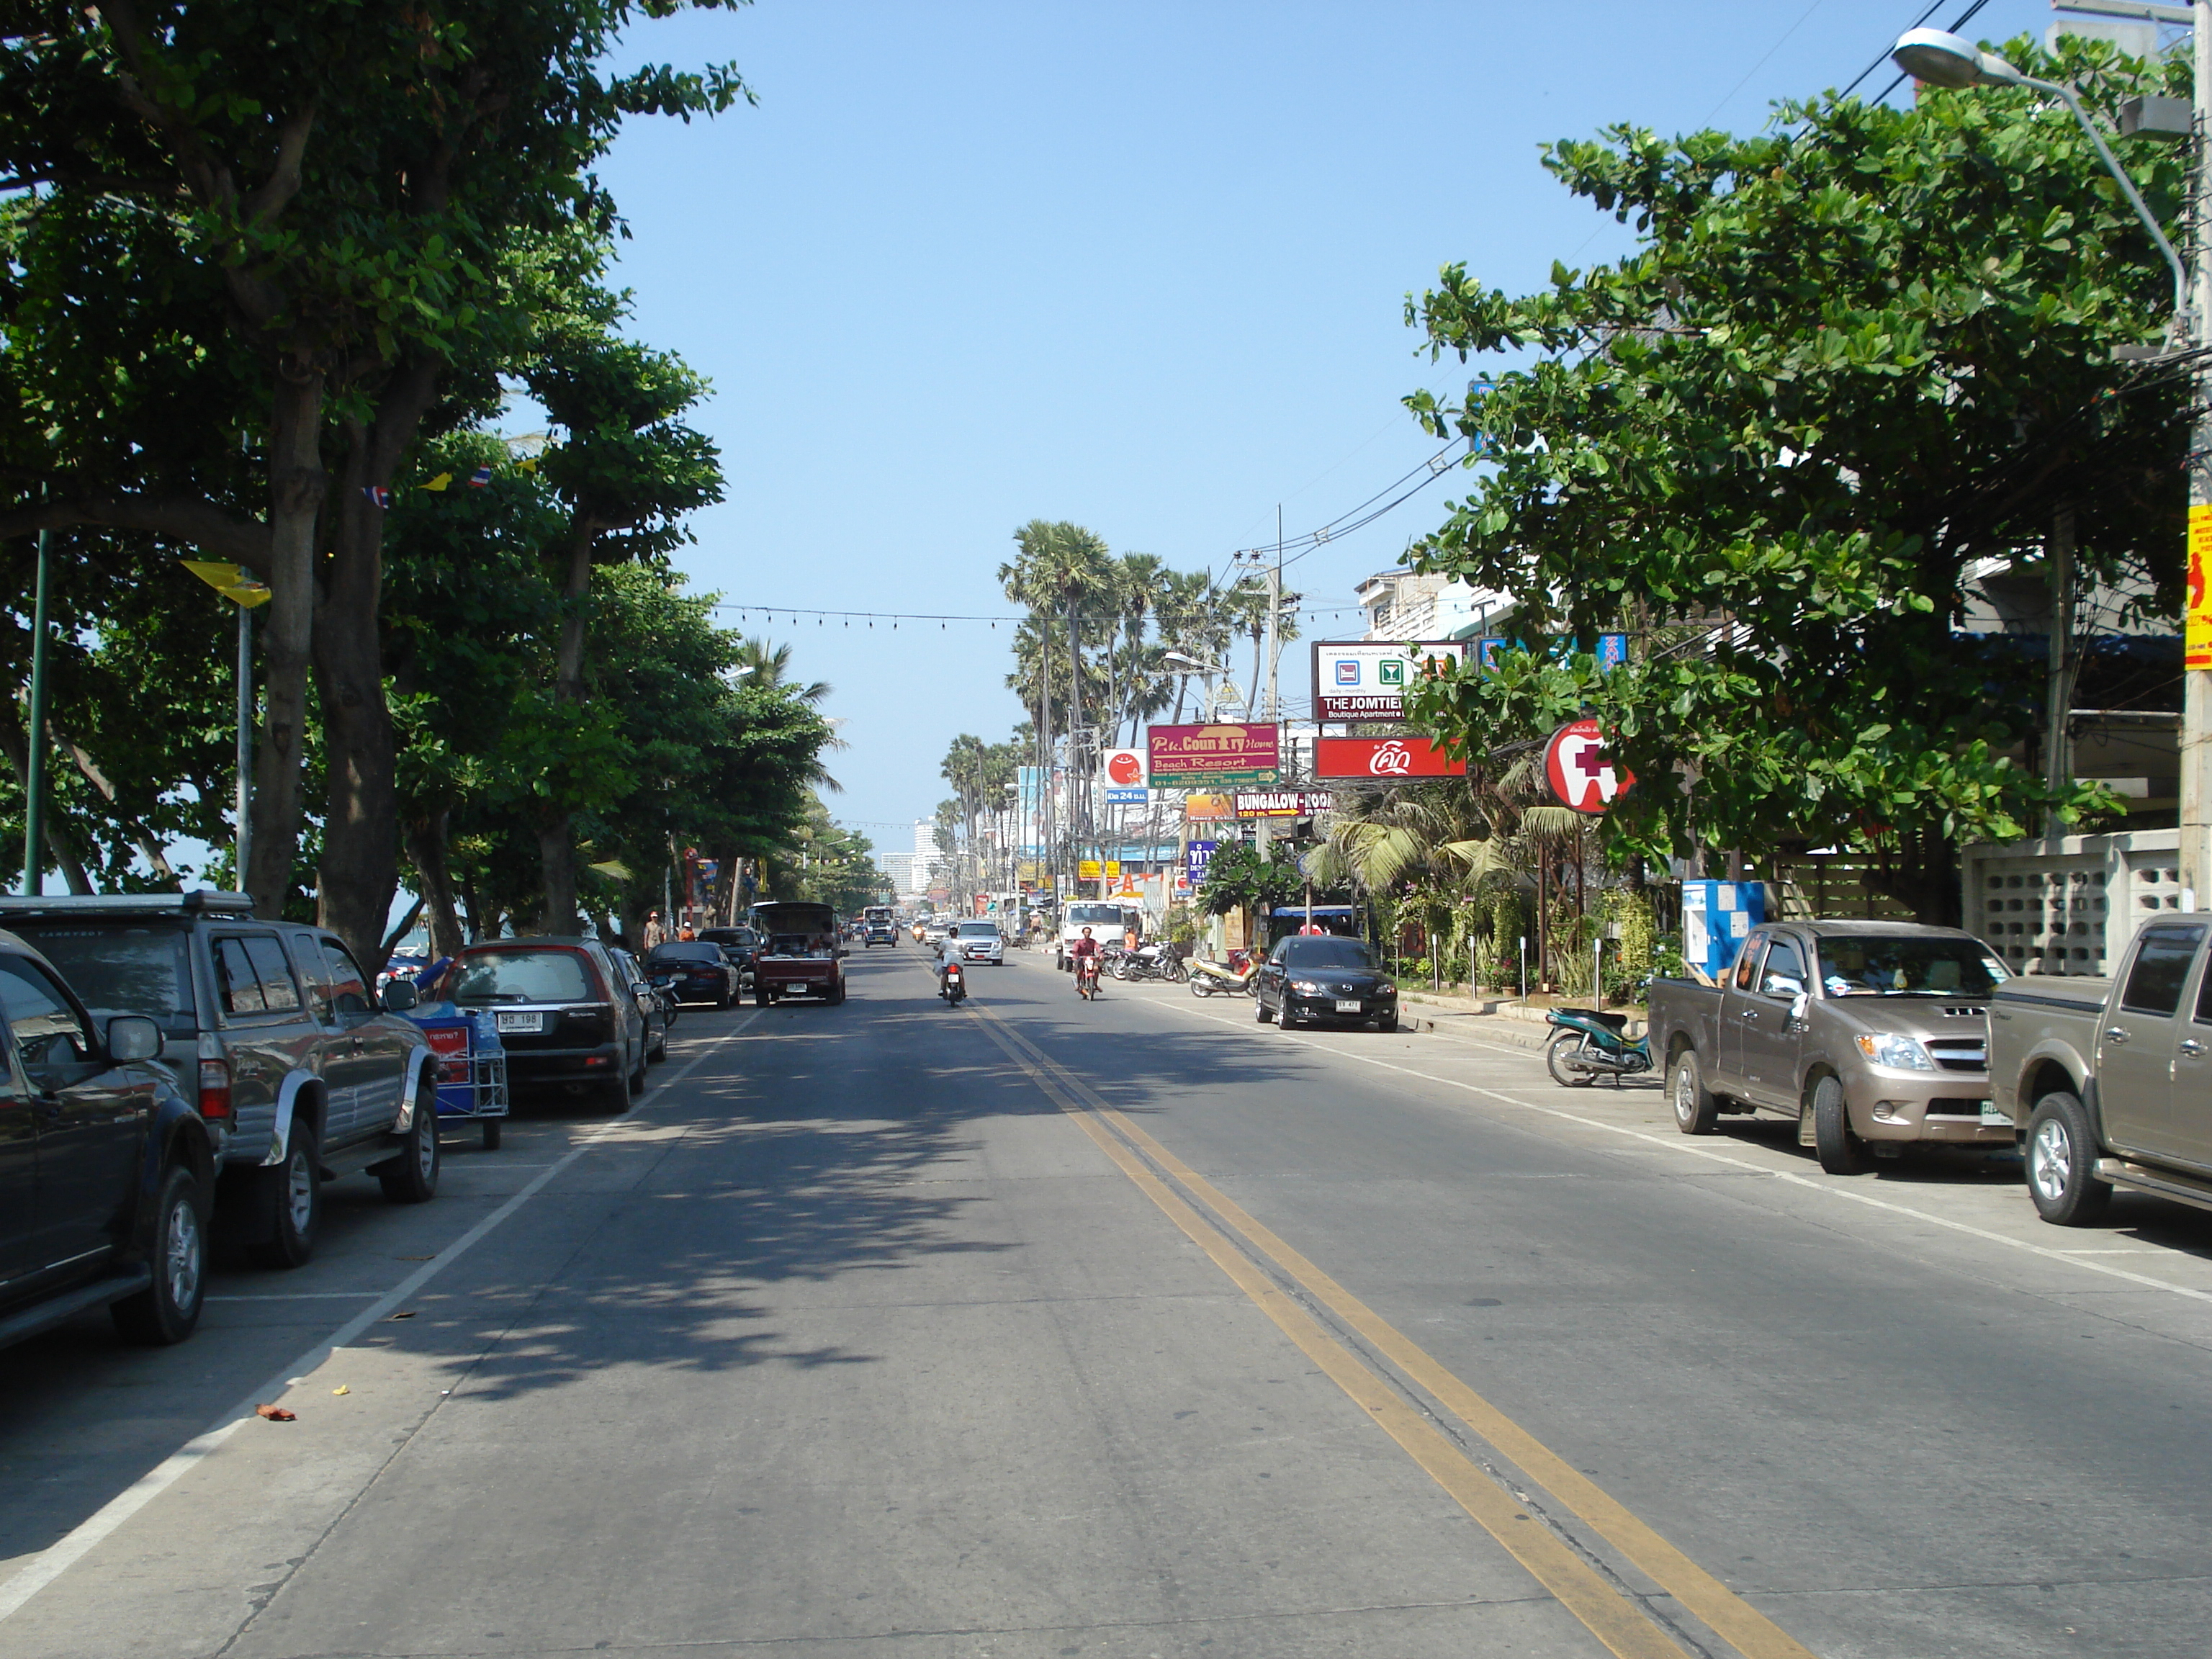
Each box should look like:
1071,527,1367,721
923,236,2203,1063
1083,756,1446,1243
939,961,967,1005
1074,954,1102,1001
1115,944,1185,984
1543,1006,1652,1087
1187,951,1259,997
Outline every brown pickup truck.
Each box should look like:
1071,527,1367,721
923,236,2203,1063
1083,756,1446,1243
749,902,847,1006
1989,914,2212,1225
1646,920,2013,1174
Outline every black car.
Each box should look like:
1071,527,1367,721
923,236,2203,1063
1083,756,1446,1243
696,926,761,988
448,938,652,1111
608,946,671,1062
1256,935,1399,1033
0,927,215,1349
646,940,742,1007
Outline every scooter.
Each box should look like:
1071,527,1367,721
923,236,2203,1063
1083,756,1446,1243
1187,951,1258,998
940,961,967,1005
1543,1007,1652,1087
1074,956,1102,1001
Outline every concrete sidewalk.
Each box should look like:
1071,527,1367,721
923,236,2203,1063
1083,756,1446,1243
1395,991,1645,1056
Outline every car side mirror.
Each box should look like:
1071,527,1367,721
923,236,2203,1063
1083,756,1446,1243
381,979,421,1012
107,1015,164,1063
1787,992,1809,1026
634,989,658,1015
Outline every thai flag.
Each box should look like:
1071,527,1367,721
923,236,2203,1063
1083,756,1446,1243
362,485,392,509
468,466,493,489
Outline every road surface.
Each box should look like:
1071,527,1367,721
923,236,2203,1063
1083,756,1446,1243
5,943,2212,1658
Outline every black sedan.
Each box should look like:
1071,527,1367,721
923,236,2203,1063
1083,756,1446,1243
1256,935,1399,1033
645,941,741,1007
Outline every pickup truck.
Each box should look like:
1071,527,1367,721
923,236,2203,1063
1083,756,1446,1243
1989,914,2212,1225
1647,920,2012,1175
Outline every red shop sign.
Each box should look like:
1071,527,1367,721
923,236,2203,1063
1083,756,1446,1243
1544,718,1635,814
1313,737,1466,780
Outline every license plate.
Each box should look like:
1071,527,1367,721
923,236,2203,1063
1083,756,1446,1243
1979,1100,2008,1127
1335,999,1363,1013
495,1011,543,1033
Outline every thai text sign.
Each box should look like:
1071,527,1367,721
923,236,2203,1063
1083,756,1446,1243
1147,722,1281,787
1185,840,1219,885
2190,506,2212,671
1311,641,1470,721
1233,789,1338,818
1314,737,1466,780
1544,718,1635,814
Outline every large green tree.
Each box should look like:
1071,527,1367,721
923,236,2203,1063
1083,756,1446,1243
1401,35,2187,920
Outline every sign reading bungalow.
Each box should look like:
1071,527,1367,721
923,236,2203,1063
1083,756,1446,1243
1146,722,1281,788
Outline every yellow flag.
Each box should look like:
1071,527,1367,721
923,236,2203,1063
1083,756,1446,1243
421,472,452,492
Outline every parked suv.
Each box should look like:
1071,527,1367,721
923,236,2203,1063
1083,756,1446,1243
0,893,440,1269
0,927,215,1349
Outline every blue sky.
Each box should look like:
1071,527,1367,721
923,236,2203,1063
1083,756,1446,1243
589,0,2077,847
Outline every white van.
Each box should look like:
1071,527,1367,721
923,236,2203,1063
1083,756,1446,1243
1056,901,1141,969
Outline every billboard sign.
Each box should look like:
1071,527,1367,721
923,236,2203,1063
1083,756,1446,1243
1147,722,1280,787
1314,737,1466,780
1185,840,1220,884
1310,640,1470,721
1233,788,1338,819
1544,717,1635,814
1183,793,1236,821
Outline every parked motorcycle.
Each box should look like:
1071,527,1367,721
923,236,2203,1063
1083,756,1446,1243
940,961,967,1005
1187,952,1258,997
1543,1007,1652,1087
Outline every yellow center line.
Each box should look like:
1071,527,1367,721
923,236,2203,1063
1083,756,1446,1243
971,1002,1819,1659
963,1007,1693,1659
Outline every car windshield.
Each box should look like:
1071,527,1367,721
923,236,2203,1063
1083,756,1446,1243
648,943,722,966
1815,936,2008,998
451,950,594,1004
11,923,197,1032
1285,938,1379,971
1066,904,1125,928
956,923,997,937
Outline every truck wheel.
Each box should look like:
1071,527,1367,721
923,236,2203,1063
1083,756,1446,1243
1547,1031,1596,1088
249,1120,322,1269
377,1076,442,1205
1670,1051,1718,1135
2027,1091,2110,1225
1812,1076,1870,1176
112,1164,207,1346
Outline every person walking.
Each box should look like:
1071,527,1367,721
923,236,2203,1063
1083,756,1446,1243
642,910,669,950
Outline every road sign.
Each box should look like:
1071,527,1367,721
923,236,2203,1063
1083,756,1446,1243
1313,737,1465,780
1543,718,1635,814
1310,641,1469,721
1079,859,1102,880
1185,840,1219,885
1233,788,1336,818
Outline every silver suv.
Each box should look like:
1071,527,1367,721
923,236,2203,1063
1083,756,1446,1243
0,893,439,1269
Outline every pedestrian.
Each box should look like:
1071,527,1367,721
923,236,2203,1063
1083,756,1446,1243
642,910,668,950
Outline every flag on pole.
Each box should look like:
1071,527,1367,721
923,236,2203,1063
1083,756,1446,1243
362,485,392,509
468,466,493,488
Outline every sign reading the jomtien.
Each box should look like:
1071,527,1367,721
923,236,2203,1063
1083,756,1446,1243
1313,737,1465,779
1146,722,1281,787
1310,640,1470,721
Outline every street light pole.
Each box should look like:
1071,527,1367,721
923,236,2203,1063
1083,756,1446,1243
20,526,50,895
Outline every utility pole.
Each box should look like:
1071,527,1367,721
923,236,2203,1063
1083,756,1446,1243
19,526,49,895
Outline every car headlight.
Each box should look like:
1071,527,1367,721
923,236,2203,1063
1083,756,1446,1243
1377,981,1397,996
1856,1032,1936,1071
1290,979,1323,994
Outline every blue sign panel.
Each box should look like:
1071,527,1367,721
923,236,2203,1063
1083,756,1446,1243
1596,633,1629,670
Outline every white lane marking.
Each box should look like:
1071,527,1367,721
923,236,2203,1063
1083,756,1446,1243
0,1012,762,1624
1147,992,2212,1309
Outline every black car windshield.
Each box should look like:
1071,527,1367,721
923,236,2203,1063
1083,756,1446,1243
1285,938,1379,971
12,924,197,1030
1066,904,1125,928
956,923,998,937
1815,936,2007,997
648,943,722,966
451,950,594,1004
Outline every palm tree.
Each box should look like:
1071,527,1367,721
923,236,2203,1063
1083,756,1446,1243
734,637,830,705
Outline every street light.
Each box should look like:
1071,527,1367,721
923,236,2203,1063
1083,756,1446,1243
1894,15,2211,905
180,559,273,892
1890,29,2187,316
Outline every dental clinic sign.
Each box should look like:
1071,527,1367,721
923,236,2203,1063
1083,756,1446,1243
1311,639,1470,721
1544,718,1635,814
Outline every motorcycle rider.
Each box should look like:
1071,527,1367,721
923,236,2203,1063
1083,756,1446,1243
1069,926,1101,997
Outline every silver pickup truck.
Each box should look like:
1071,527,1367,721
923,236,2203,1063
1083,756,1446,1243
1990,914,2212,1225
1647,920,2013,1174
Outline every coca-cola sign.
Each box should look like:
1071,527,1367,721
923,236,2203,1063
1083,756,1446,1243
1313,737,1466,780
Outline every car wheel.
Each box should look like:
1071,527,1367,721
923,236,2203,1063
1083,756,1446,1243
377,1075,442,1204
1256,994,1273,1023
2027,1090,2110,1225
755,988,772,1007
1670,1051,1718,1135
1812,1074,1870,1175
629,1040,649,1095
1547,1031,1596,1088
601,1056,633,1115
249,1120,322,1269
112,1164,207,1346
649,1027,667,1063
714,986,732,1010
1375,1014,1398,1034
482,1118,503,1151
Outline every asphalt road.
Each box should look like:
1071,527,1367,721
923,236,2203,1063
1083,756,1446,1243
5,943,2212,1658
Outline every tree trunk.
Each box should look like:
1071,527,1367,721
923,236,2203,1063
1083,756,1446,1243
537,518,598,935
403,810,465,958
246,364,325,916
538,817,580,936
0,703,93,894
